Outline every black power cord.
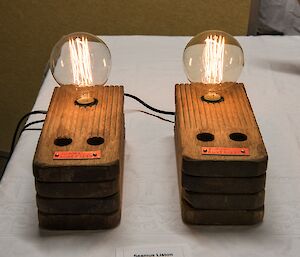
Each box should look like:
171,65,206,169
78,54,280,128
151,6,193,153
1,111,47,180
20,119,45,134
9,111,47,159
124,93,175,115
137,110,174,124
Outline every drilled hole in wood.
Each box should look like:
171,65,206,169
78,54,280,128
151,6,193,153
229,133,247,141
54,137,72,146
87,137,104,146
74,98,98,107
197,133,214,142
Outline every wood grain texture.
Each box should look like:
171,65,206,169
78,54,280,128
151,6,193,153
175,83,267,225
38,210,121,230
33,85,124,229
182,173,266,194
176,137,265,224
175,83,268,177
35,179,119,198
37,193,120,214
181,200,264,225
182,190,265,210
33,85,124,182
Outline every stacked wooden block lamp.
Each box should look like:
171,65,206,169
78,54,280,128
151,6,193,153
33,85,124,229
175,83,268,225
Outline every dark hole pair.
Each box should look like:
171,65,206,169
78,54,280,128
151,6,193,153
54,137,104,146
197,132,247,142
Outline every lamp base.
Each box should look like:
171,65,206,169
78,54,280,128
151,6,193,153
33,85,125,230
175,83,268,225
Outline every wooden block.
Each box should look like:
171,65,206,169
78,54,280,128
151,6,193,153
35,179,119,198
182,189,265,210
182,173,266,194
33,85,124,182
175,83,268,177
38,210,121,230
181,199,264,225
36,193,120,214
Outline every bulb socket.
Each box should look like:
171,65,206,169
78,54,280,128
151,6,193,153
201,92,224,103
75,96,98,107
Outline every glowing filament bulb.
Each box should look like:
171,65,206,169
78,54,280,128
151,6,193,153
69,36,93,87
202,35,225,84
50,32,112,105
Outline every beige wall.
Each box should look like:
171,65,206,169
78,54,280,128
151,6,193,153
0,0,251,152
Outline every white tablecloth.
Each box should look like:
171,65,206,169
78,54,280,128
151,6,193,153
1,36,300,257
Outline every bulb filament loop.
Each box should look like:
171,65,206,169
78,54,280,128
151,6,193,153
202,35,225,84
69,36,93,87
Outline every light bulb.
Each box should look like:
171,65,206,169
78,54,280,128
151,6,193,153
50,32,111,105
183,30,244,102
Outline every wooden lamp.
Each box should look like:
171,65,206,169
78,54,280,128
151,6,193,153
33,32,124,230
175,30,268,225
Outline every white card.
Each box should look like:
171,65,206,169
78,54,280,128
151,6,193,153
116,244,189,257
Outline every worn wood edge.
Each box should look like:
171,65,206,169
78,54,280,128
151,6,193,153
182,157,267,177
182,173,266,194
181,199,264,225
33,161,121,182
36,193,120,214
35,179,119,198
38,210,121,230
182,189,265,210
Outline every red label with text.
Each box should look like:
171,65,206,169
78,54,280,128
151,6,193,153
53,150,101,160
201,147,250,156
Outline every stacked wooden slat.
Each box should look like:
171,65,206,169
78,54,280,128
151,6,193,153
175,83,268,225
33,85,124,230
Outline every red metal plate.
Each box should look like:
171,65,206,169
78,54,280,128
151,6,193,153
201,147,250,156
53,150,101,160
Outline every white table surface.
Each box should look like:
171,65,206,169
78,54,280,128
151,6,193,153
1,35,300,257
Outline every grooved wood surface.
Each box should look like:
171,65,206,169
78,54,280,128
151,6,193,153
35,85,124,165
33,85,124,182
175,83,267,224
175,83,268,177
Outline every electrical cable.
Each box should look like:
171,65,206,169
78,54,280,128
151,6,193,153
22,128,42,132
124,93,175,115
20,119,45,135
137,110,174,124
2,112,47,181
9,111,47,159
